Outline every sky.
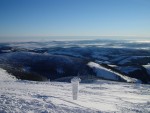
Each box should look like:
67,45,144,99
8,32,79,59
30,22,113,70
0,0,150,40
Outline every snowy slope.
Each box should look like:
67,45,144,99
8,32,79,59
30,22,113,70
0,68,150,113
87,62,140,83
0,68,16,81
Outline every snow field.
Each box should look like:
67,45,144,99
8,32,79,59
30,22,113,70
0,80,150,113
0,68,150,113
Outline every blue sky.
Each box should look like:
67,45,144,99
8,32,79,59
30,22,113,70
0,0,150,38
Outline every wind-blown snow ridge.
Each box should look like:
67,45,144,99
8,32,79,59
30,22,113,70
87,62,141,83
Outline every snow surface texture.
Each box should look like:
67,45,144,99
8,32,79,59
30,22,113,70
0,68,150,113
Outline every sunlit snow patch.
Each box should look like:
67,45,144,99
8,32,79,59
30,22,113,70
87,62,141,83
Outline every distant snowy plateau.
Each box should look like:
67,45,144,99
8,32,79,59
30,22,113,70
0,40,150,112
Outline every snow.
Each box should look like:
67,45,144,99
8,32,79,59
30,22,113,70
0,68,150,113
87,62,117,80
87,62,140,83
109,65,117,68
1,50,12,53
143,65,150,76
71,77,81,83
0,68,16,81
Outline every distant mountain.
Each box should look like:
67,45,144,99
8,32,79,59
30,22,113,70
0,40,150,84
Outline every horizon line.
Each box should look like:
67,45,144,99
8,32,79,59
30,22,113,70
0,35,150,38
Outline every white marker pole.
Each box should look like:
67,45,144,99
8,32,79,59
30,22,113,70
71,77,81,100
